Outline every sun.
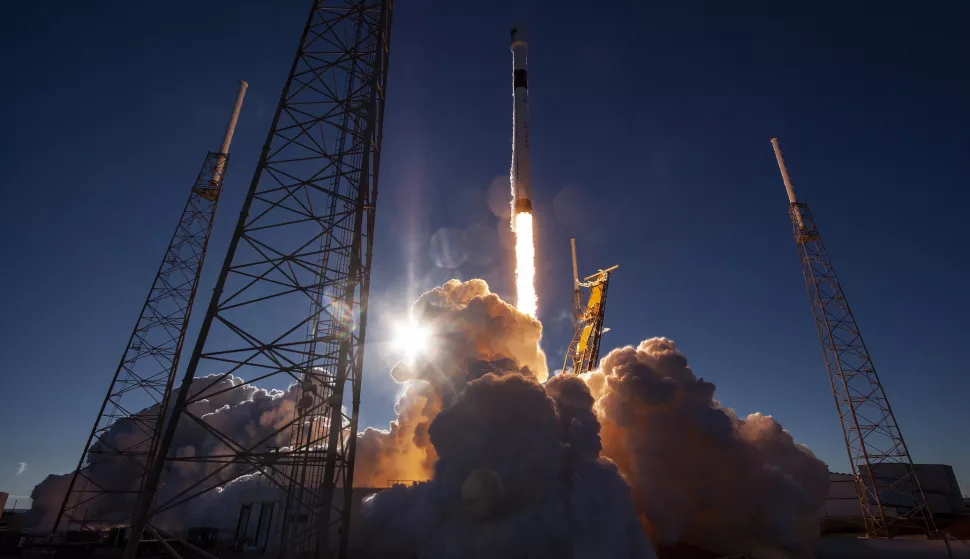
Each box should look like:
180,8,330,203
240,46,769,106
393,320,431,361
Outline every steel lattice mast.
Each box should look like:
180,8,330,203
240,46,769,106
770,137,936,538
123,2,392,558
52,82,248,534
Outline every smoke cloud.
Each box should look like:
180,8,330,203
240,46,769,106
354,278,548,486
25,377,300,532
361,370,654,558
587,338,830,557
17,462,27,475
27,279,829,558
358,285,828,557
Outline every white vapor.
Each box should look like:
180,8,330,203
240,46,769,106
17,462,27,475
26,279,828,558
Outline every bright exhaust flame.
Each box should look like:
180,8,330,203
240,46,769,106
514,211,537,318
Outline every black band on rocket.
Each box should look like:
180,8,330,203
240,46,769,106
514,69,528,89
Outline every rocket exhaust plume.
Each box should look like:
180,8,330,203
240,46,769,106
513,212,537,316
510,25,538,317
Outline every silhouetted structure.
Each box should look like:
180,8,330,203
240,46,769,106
54,82,248,533
770,137,936,538
123,3,392,559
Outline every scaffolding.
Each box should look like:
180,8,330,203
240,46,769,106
771,137,936,538
123,3,392,558
53,82,247,534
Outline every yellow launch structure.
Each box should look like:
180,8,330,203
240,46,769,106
563,238,618,375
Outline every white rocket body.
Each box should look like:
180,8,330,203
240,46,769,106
511,26,532,215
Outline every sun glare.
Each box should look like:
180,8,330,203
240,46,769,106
393,321,431,360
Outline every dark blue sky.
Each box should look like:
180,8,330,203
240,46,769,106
2,1,968,505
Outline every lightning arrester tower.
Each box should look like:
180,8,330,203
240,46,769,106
570,238,581,326
53,81,248,533
770,137,936,538
123,2,392,559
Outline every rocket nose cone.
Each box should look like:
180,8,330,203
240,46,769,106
510,24,528,48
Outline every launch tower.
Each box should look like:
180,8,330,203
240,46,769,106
123,3,392,558
564,239,618,375
53,82,247,533
770,137,936,538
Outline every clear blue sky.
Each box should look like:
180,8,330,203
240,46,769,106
2,1,968,507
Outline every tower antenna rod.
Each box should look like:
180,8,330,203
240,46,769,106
770,137,805,230
219,81,248,155
770,137,798,204
570,238,580,326
210,81,248,183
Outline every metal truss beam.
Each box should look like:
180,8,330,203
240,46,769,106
772,138,936,538
123,2,392,558
53,150,230,532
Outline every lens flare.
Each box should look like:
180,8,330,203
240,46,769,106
514,211,537,318
393,321,431,361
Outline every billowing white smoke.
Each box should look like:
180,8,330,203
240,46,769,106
27,279,547,532
357,282,828,557
26,376,299,532
361,371,654,558
587,338,830,557
27,279,829,558
354,278,548,486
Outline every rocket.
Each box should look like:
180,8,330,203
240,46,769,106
511,25,533,215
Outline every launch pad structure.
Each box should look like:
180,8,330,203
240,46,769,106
564,238,618,376
53,81,248,535
119,2,394,559
770,138,937,539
